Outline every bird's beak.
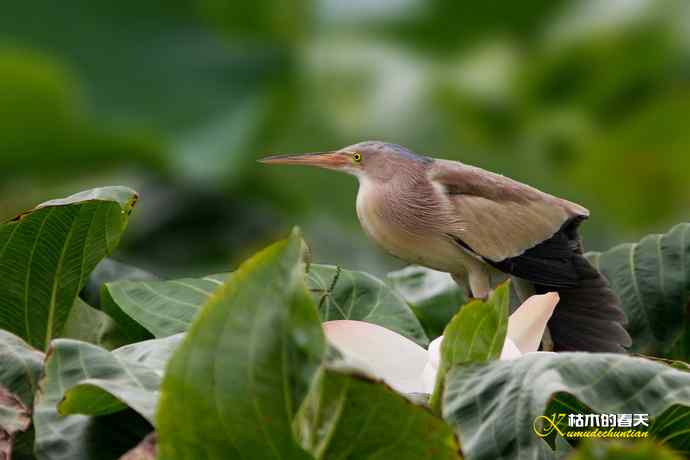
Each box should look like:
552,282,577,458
258,151,351,170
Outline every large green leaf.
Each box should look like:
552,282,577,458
309,264,428,347
542,372,690,457
33,335,181,460
388,265,466,341
156,230,324,459
103,263,429,347
587,223,690,357
430,282,509,412
443,353,690,460
55,335,183,422
0,186,138,350
102,274,228,338
542,398,690,458
295,366,461,460
540,392,593,450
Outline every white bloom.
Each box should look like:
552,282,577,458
323,292,559,394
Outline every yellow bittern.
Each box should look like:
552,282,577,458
261,141,630,352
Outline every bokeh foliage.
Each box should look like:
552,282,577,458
1,0,689,276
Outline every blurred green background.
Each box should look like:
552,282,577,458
2,0,689,277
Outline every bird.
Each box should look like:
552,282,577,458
260,141,631,352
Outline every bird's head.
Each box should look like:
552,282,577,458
259,141,431,181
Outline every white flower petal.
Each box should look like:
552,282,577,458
499,337,522,360
324,292,559,396
427,336,443,369
421,362,438,394
322,320,429,394
507,292,559,353
421,336,444,394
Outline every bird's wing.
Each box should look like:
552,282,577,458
430,159,589,273
430,160,629,352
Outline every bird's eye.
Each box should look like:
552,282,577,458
352,152,362,163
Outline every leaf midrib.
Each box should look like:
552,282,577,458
24,209,54,348
45,208,82,349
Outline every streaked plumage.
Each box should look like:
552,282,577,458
261,141,631,352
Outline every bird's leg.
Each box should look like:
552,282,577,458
453,269,491,301
468,268,491,301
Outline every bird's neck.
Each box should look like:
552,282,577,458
355,170,437,230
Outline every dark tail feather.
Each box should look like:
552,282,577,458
487,216,631,352
535,255,632,353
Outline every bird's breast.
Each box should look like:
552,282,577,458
356,183,405,257
355,178,478,274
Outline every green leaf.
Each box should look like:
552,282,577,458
33,335,180,460
586,223,690,358
634,354,690,373
102,274,228,338
543,393,690,457
439,282,510,366
295,366,461,460
55,335,183,422
0,186,138,350
309,264,428,347
113,334,185,371
388,265,466,340
156,230,324,459
542,392,593,449
543,363,690,457
430,282,510,413
62,298,111,344
649,405,690,457
34,408,152,460
99,287,153,346
104,263,429,348
443,353,690,460
81,258,158,310
62,297,136,350
569,439,683,460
